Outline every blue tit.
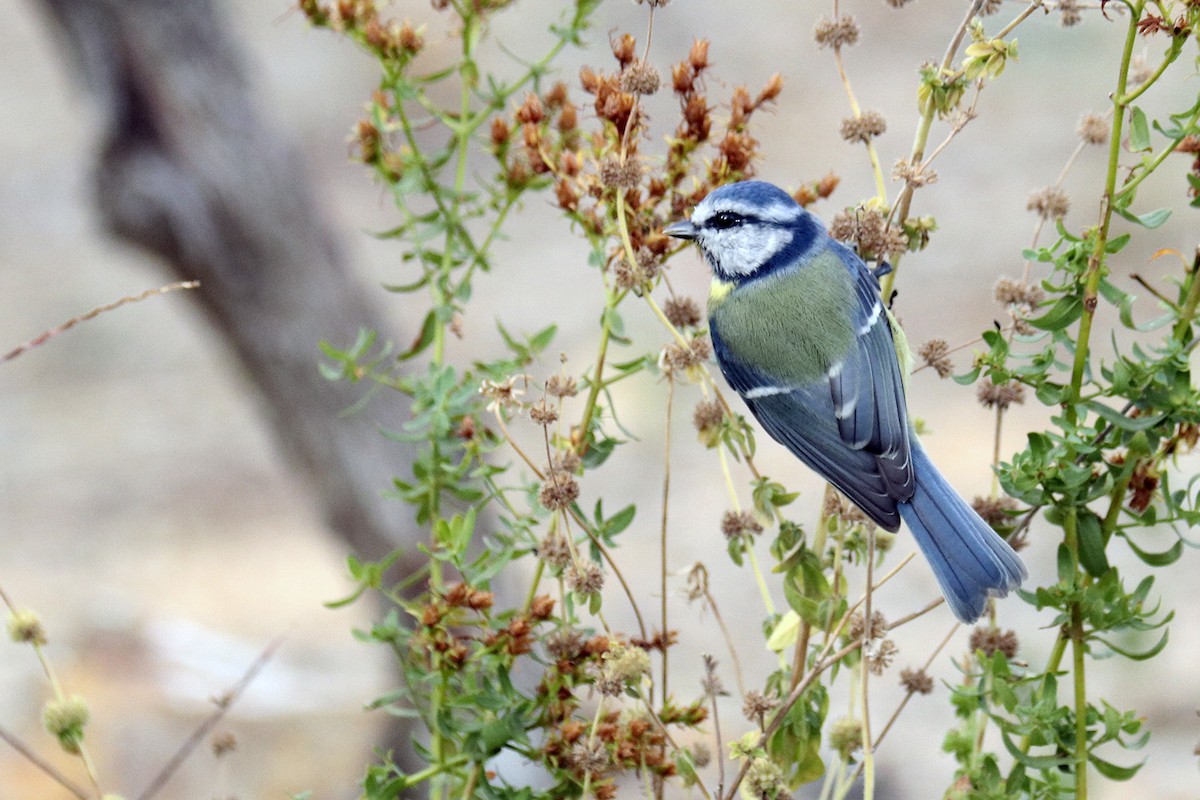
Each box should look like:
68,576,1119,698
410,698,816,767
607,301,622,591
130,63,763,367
664,180,1026,622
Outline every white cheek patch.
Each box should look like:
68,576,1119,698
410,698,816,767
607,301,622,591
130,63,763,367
708,227,793,276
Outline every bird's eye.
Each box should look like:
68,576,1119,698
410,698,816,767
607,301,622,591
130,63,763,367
709,211,743,230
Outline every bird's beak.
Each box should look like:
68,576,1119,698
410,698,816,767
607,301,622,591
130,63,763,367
663,220,697,240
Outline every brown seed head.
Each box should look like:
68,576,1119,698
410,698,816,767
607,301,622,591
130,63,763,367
976,378,1026,411
620,60,661,95
840,111,887,144
539,475,580,511
530,399,559,426
689,39,710,71
663,296,703,329
968,626,1019,660
813,15,861,49
721,510,763,540
1077,113,1109,145
900,666,935,695
1027,187,1070,220
918,339,954,378
566,559,604,594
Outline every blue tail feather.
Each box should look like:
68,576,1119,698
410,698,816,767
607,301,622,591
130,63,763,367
898,439,1027,623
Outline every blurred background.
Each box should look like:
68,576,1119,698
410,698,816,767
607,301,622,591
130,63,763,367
1,0,1198,797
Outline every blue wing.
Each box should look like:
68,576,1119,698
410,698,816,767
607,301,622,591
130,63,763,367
710,244,914,530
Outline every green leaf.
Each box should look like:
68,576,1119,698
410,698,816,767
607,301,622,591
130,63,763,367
1085,401,1166,432
1089,752,1145,781
1129,106,1151,151
1076,510,1110,577
399,310,437,361
1120,531,1183,566
1029,295,1083,332
1114,206,1172,229
1092,629,1169,661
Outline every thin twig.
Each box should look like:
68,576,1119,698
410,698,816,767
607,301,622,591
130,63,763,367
660,376,674,704
136,633,286,800
0,724,91,800
2,282,200,364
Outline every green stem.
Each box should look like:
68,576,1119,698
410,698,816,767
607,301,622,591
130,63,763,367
1172,253,1200,343
1063,509,1088,800
1069,0,1144,415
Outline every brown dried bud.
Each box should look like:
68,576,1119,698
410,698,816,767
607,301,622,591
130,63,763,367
689,39,710,71
557,103,578,131
611,33,636,68
516,93,545,125
971,496,1019,528
530,594,556,620
579,65,601,94
490,117,510,148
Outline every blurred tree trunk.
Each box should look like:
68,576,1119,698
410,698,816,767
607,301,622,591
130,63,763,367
35,0,420,573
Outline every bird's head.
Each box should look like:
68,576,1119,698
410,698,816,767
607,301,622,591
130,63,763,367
664,180,824,283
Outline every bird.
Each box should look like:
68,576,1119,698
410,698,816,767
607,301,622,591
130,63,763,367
664,180,1026,622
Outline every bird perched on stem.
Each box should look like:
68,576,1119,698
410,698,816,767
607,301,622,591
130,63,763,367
665,180,1025,622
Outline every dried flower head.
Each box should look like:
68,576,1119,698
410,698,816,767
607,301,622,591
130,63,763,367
968,626,1019,659
976,378,1026,411
813,15,861,49
546,374,578,399
980,0,1003,14
866,639,899,675
721,510,763,540
530,399,559,426
972,495,1019,528
1059,0,1082,26
7,609,47,645
545,628,585,660
480,375,528,415
900,666,935,695
540,474,581,511
661,337,712,374
566,559,605,594
994,277,1045,307
693,399,725,446
822,490,869,525
848,610,888,642
1077,112,1109,145
620,60,661,95
839,111,887,144
829,206,906,259
828,717,863,760
599,155,642,191
892,158,938,188
663,296,703,328
742,691,780,723
550,450,582,477
537,532,572,569
918,339,953,378
1027,186,1070,220
568,739,610,775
